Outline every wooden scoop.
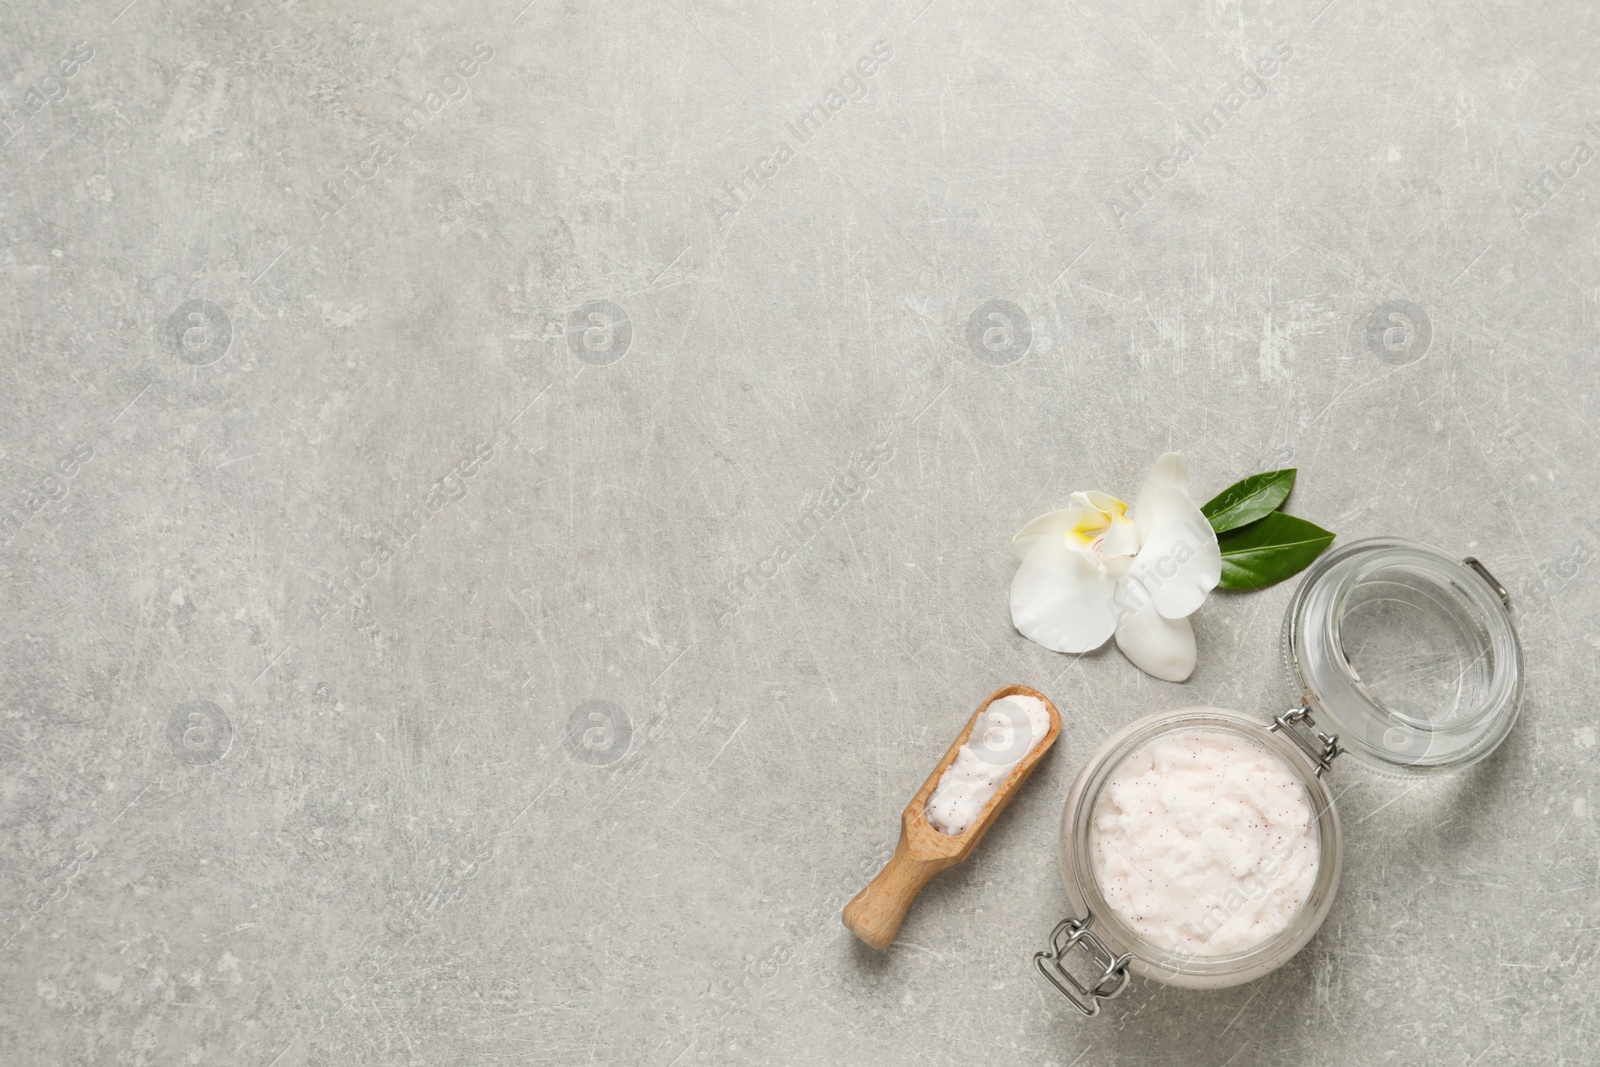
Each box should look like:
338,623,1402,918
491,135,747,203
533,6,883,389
842,684,1062,949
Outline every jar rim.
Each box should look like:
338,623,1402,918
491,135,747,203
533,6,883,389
1281,537,1522,776
1059,706,1343,989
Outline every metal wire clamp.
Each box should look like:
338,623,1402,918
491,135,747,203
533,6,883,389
1034,914,1133,1017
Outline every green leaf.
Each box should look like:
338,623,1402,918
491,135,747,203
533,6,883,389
1202,469,1297,534
1216,511,1335,590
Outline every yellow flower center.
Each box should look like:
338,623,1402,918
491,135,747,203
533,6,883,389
1066,495,1129,552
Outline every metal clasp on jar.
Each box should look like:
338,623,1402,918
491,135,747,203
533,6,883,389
1268,704,1342,777
1462,556,1512,610
1034,913,1132,1016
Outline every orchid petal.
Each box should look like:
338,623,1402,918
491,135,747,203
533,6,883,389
1099,509,1140,560
1113,579,1197,681
1127,485,1221,619
1010,537,1118,654
1079,491,1127,517
1011,504,1086,561
1134,452,1191,543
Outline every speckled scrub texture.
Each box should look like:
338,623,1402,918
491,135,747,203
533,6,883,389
925,695,1050,835
1088,729,1319,956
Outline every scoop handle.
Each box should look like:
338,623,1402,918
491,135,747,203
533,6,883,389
842,834,953,949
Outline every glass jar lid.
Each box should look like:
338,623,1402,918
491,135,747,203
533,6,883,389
1281,537,1522,776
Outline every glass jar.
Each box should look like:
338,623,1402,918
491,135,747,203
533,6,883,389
1035,538,1523,1015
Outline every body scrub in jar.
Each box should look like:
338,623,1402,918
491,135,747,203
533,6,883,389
1037,539,1523,1016
1089,729,1318,958
1041,707,1342,1008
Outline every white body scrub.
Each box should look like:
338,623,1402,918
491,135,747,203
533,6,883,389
926,695,1050,836
1088,729,1318,956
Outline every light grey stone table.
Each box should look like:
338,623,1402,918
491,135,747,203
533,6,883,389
2,1,1596,1064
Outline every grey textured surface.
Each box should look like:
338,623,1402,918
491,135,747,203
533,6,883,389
1,0,1597,1064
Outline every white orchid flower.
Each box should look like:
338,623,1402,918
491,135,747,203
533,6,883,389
1009,453,1221,681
